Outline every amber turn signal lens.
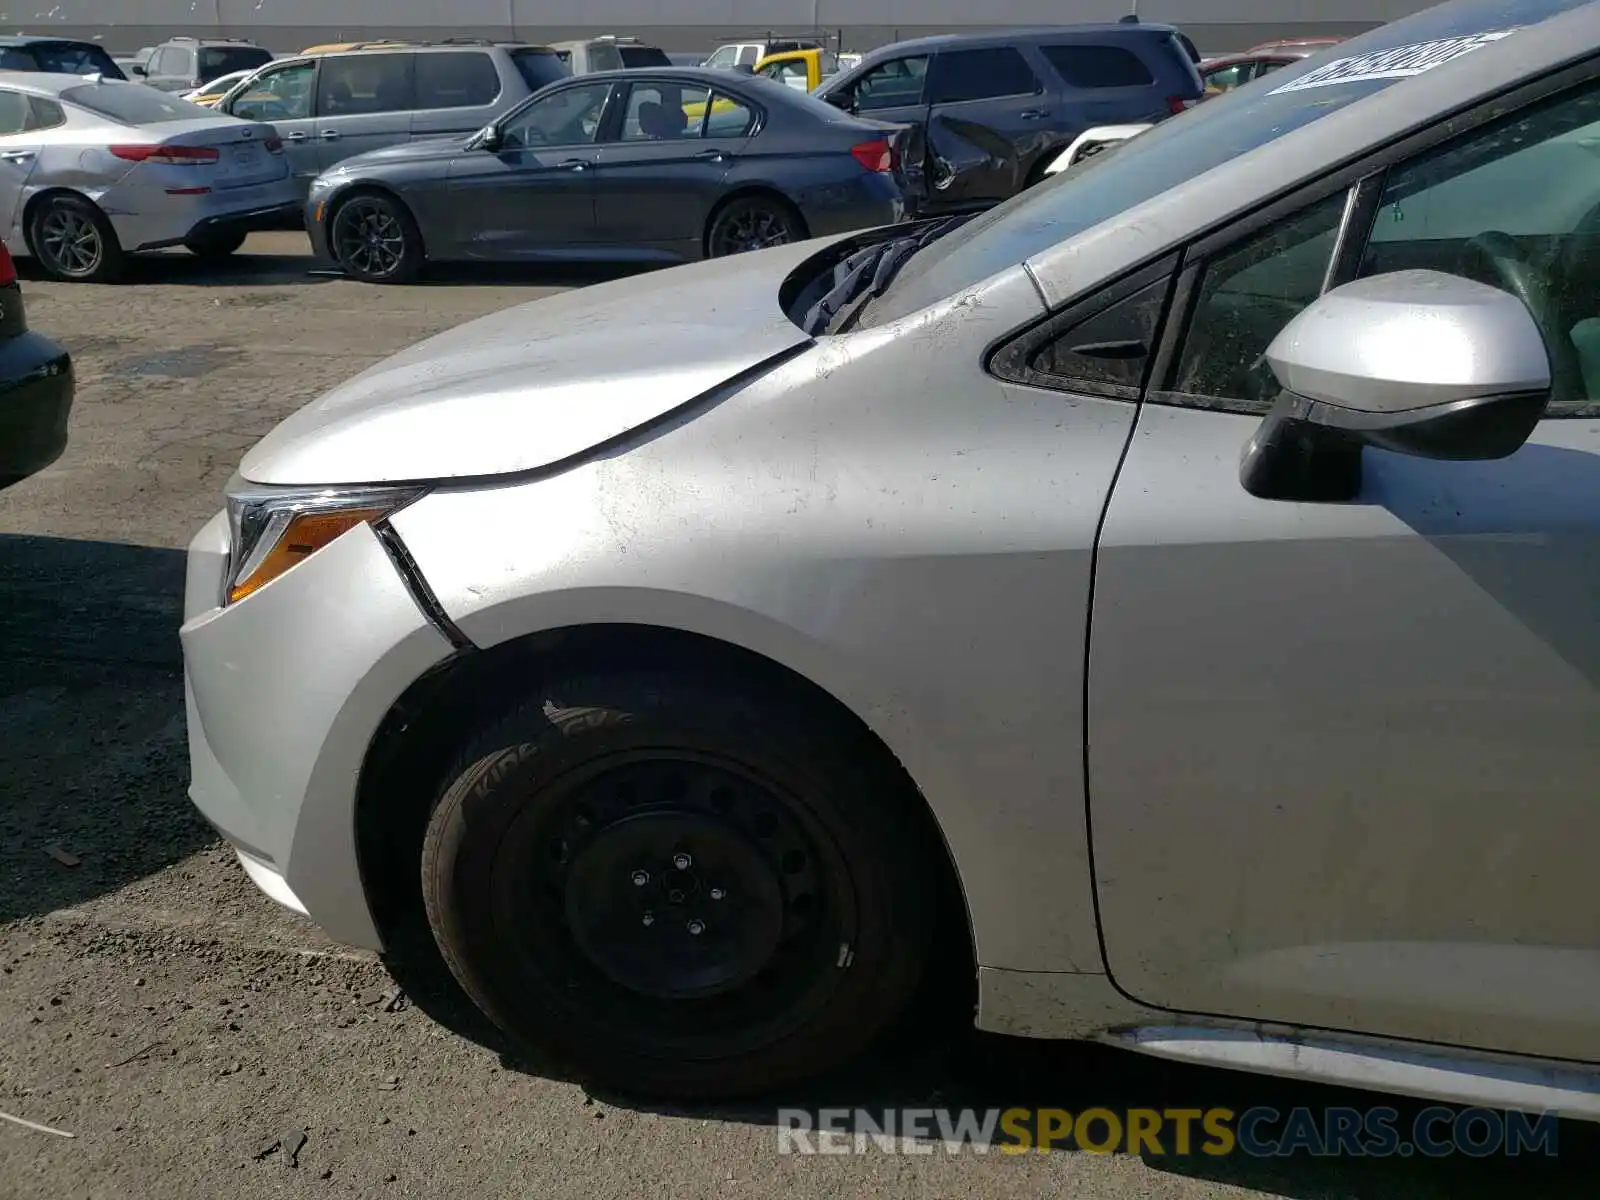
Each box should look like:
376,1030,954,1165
227,506,387,603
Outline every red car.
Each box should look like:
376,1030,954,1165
1198,36,1344,94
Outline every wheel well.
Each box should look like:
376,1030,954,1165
21,188,92,254
355,624,973,971
702,187,809,256
326,184,427,258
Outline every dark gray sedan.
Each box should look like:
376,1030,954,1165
305,67,914,283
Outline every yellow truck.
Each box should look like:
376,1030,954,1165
680,47,838,125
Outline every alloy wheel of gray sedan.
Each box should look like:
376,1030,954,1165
331,194,423,284
32,196,124,284
708,198,804,258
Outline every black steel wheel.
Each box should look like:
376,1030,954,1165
184,229,248,260
421,671,938,1097
706,195,804,258
30,194,124,283
330,192,424,284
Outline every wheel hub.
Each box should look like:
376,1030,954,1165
562,809,785,1000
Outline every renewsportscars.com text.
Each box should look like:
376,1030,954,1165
777,1106,1560,1158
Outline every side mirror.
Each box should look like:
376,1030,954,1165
471,123,501,151
129,63,147,76
822,89,853,111
1241,270,1552,502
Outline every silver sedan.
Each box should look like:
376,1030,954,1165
182,0,1600,1120
0,70,298,281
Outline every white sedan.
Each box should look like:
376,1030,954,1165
0,70,299,281
1042,123,1154,178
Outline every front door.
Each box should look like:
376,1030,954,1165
923,46,1050,205
226,60,319,196
445,81,614,259
589,80,746,257
311,52,416,173
1090,76,1600,1062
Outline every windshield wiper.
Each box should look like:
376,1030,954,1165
801,242,896,335
801,215,972,337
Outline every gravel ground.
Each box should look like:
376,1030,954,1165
0,234,1594,1198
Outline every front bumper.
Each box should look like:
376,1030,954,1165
180,511,453,950
0,325,73,489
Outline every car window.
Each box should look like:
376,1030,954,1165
415,51,501,109
316,53,413,115
199,45,270,81
1256,59,1291,77
738,46,761,67
1361,80,1600,407
13,42,123,78
1043,44,1156,89
60,81,214,124
511,48,568,90
501,81,612,148
0,89,28,136
867,0,1591,327
704,46,738,69
928,47,1042,104
25,96,65,130
1170,192,1347,405
231,61,314,121
619,46,672,68
620,82,710,141
1202,62,1252,92
705,90,757,137
761,59,810,90
852,55,929,111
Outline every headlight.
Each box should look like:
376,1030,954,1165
223,483,424,606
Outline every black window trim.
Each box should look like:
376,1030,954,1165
928,45,1045,106
987,254,1179,400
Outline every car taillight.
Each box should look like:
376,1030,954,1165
109,143,220,165
0,240,16,287
851,139,895,173
264,135,284,154
1167,95,1201,114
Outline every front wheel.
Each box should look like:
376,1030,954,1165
329,192,424,284
30,194,125,283
420,672,936,1097
706,196,804,258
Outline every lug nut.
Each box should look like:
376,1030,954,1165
673,853,692,870
641,911,655,927
687,920,705,936
709,888,726,901
631,870,649,887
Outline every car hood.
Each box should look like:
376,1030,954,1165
238,238,845,486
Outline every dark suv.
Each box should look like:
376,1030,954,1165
0,36,125,79
815,25,1204,211
135,36,274,92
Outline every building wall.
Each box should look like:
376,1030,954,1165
11,0,1431,56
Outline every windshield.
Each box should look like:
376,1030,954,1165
62,82,216,124
199,46,271,82
868,0,1592,324
0,41,125,79
512,48,569,89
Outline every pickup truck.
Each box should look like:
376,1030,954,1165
751,47,837,92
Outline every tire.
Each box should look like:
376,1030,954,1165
706,195,804,258
30,194,125,283
329,191,424,284
184,229,247,260
420,672,937,1098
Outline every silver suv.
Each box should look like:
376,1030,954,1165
215,40,569,197
135,36,273,93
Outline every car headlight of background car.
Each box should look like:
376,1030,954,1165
222,483,423,605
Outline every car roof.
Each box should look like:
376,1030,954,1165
0,69,118,95
0,35,103,48
856,23,1184,60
